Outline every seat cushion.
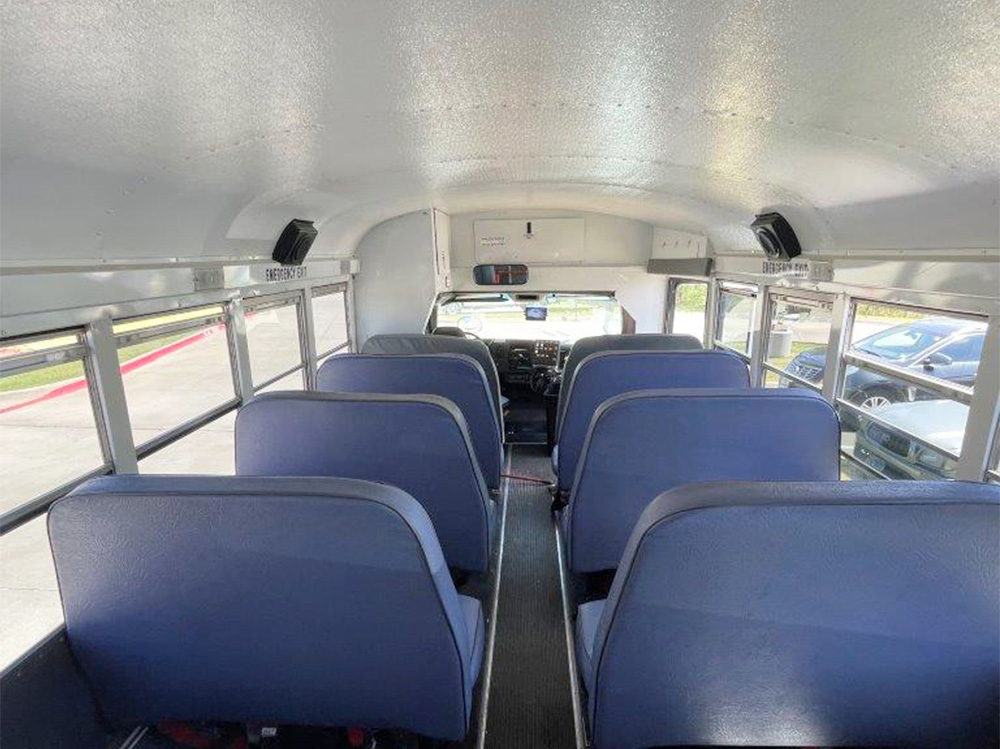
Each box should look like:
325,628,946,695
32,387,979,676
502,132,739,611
575,600,603,693
459,595,485,688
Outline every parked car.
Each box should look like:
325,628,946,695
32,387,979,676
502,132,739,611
786,318,985,415
853,399,967,480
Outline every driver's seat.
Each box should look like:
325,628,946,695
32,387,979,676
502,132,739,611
362,334,504,427
432,326,467,338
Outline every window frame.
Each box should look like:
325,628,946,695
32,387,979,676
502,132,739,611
310,283,351,361
0,329,113,534
833,297,989,479
243,291,308,392
759,289,836,395
712,280,758,364
665,277,710,346
112,305,241,458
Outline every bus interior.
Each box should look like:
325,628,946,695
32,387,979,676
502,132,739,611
1,2,998,748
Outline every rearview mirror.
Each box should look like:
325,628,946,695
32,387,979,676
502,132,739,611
474,264,528,286
524,306,547,321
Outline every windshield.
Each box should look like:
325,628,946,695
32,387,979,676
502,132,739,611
855,324,946,361
436,294,623,341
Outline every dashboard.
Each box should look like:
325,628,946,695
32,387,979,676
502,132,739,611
487,338,569,386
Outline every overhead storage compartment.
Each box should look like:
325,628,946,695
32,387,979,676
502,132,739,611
474,218,585,264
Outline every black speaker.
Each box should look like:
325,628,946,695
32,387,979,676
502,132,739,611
750,212,801,260
272,219,317,266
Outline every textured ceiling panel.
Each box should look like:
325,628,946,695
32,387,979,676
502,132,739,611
1,0,998,261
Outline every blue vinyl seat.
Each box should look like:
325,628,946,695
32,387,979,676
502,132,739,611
48,475,484,741
554,350,749,491
236,392,494,573
555,333,702,434
318,354,502,493
362,333,504,426
576,480,1000,749
563,388,840,573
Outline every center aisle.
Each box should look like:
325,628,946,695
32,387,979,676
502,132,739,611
482,445,576,748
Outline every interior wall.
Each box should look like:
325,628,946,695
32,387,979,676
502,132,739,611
450,210,654,268
449,210,666,333
353,210,436,344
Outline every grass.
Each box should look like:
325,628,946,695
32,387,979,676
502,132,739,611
0,333,188,394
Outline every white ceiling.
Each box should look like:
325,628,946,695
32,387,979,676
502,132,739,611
1,0,998,262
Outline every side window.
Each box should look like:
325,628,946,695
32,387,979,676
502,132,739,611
667,280,708,345
311,286,350,362
114,306,235,450
837,302,986,483
713,283,757,360
244,295,306,390
1,331,110,666
762,294,834,391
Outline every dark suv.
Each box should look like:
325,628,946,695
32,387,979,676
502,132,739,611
786,317,985,413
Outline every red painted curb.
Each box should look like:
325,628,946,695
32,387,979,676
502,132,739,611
0,324,224,415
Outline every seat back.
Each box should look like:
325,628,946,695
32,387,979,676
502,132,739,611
556,333,701,431
566,389,839,572
318,354,502,492
48,475,479,740
362,334,502,425
236,392,493,572
587,480,1000,749
556,350,749,490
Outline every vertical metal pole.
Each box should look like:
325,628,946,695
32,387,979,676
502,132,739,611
705,279,720,349
227,298,256,402
956,314,1000,480
84,317,137,474
823,293,852,405
664,278,676,334
345,278,358,352
748,286,769,386
300,288,319,389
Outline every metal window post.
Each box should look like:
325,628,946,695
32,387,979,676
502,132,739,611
705,279,720,349
84,317,137,474
956,314,1000,480
345,278,358,352
301,288,319,389
822,293,852,404
226,298,255,402
748,286,768,386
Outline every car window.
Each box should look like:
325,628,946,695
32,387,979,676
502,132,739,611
855,326,945,361
938,334,984,363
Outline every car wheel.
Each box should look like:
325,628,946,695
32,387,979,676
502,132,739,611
858,389,896,410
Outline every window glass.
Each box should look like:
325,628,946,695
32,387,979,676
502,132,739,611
312,289,349,357
246,300,303,387
839,302,985,482
0,516,62,668
115,310,235,448
764,296,833,390
139,412,236,474
257,368,305,393
715,289,756,355
669,282,708,342
0,334,106,515
436,294,622,341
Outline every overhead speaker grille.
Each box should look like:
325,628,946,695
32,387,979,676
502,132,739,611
750,213,801,260
272,219,317,266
